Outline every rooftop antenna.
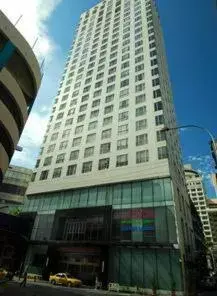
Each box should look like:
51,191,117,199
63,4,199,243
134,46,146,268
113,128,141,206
32,37,38,49
14,15,23,26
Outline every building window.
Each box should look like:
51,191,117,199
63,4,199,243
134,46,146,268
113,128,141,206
116,154,128,167
75,125,83,135
72,137,82,147
62,129,70,138
59,140,68,150
136,119,147,131
47,144,55,153
109,67,116,75
90,110,99,118
152,78,160,87
135,73,145,82
67,164,77,176
121,69,129,78
52,167,62,178
56,153,65,164
103,116,113,126
39,170,49,180
136,94,146,104
88,121,98,131
153,89,161,98
95,81,103,88
84,147,94,158
107,84,115,93
156,130,166,142
135,64,144,72
120,88,129,97
77,114,85,122
155,115,164,126
82,94,89,102
136,106,146,116
68,108,75,116
70,99,77,106
102,129,112,139
51,133,58,141
100,143,111,154
158,146,168,159
80,104,88,112
105,94,114,103
104,105,113,114
82,161,92,173
154,101,163,111
136,83,145,92
57,112,64,120
65,118,73,126
118,111,128,122
118,124,128,135
86,133,96,143
43,156,52,166
70,150,79,160
98,158,110,170
152,67,159,76
108,76,116,83
136,134,148,146
120,79,129,88
54,122,61,129
92,99,100,108
119,99,129,109
117,138,128,150
136,150,149,163
31,172,36,182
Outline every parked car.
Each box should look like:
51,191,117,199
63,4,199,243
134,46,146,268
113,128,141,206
49,273,82,287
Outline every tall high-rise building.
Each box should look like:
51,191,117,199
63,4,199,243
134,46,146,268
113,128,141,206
23,0,196,294
184,164,213,243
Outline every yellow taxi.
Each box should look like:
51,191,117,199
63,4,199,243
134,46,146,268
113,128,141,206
49,273,81,287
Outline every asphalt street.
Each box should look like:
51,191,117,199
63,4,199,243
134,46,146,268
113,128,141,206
1,281,217,296
1,281,107,296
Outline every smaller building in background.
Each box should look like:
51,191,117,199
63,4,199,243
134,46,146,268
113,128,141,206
207,199,217,245
0,165,32,211
211,174,217,196
184,164,213,243
190,200,208,283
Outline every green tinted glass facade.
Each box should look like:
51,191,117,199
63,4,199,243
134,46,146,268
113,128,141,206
108,248,182,291
23,178,173,212
23,177,183,291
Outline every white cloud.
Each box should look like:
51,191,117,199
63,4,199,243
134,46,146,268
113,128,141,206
11,111,49,168
1,0,63,61
19,112,49,147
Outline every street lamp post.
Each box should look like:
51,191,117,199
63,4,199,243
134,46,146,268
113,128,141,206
161,125,217,168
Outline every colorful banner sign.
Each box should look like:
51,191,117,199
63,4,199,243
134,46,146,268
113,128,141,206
113,208,155,234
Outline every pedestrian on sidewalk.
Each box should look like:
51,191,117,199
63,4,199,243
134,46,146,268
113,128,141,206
20,271,27,288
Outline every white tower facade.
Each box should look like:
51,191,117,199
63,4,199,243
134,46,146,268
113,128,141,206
23,1,196,294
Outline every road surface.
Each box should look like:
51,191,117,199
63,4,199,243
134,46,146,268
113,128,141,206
1,281,217,296
1,281,106,296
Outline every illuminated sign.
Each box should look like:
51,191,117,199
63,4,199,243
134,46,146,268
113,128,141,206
113,208,155,234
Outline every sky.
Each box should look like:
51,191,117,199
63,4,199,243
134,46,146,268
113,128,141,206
1,0,217,197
